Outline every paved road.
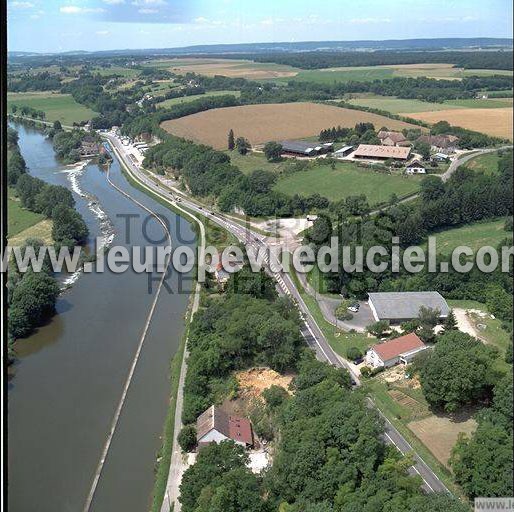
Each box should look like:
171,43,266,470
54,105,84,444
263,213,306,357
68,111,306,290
102,132,451,496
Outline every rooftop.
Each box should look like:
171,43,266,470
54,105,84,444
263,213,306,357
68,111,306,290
352,144,411,160
368,291,450,320
371,332,426,362
197,405,253,446
280,140,322,153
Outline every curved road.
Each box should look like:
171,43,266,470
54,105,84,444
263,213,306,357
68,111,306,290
102,132,452,498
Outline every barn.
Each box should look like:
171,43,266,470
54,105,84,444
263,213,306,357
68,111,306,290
352,144,411,161
280,140,333,157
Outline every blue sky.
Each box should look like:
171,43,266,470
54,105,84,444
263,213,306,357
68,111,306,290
7,0,513,53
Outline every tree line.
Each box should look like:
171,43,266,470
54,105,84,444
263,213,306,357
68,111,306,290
249,50,514,70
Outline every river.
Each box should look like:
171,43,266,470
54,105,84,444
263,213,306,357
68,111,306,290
8,123,195,512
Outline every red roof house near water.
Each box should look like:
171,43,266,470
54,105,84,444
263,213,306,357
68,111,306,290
365,333,428,369
196,405,254,448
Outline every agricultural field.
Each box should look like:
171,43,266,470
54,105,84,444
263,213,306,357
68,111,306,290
160,102,424,149
407,107,513,139
7,92,97,126
272,161,423,204
142,57,298,79
273,63,513,84
92,65,141,78
347,96,513,114
156,90,240,109
425,219,508,256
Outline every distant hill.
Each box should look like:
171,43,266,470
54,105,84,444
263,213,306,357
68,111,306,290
8,37,513,58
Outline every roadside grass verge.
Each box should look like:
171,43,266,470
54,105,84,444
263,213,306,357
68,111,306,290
465,151,502,174
289,268,371,355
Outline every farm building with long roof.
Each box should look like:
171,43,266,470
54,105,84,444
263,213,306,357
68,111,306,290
352,144,411,161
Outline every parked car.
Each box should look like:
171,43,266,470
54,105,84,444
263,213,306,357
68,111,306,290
353,357,364,365
347,303,360,313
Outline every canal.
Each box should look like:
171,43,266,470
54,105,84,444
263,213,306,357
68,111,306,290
8,123,195,512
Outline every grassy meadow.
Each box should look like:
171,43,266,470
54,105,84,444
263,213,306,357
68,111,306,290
273,161,422,204
7,92,97,125
156,90,240,109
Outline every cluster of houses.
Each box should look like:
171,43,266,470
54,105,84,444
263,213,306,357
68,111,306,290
275,129,458,175
364,291,450,368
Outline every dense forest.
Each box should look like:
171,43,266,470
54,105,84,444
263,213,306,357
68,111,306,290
249,50,514,70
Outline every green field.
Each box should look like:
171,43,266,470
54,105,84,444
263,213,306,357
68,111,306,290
7,92,97,126
273,161,423,204
277,67,394,84
92,65,141,78
156,90,240,109
8,188,45,237
347,97,453,113
426,219,508,256
347,96,513,114
227,150,287,175
466,151,502,174
445,98,513,109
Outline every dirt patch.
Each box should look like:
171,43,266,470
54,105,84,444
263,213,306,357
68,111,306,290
378,365,421,387
235,367,294,402
408,414,478,468
405,107,513,140
161,102,424,149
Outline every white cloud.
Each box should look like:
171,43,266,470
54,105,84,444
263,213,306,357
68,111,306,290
132,0,166,5
350,17,391,24
138,8,158,14
60,6,105,14
102,0,125,4
96,30,110,35
9,1,35,9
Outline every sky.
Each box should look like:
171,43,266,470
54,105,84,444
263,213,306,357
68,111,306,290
7,0,514,53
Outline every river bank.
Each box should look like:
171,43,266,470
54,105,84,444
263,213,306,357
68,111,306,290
8,123,196,512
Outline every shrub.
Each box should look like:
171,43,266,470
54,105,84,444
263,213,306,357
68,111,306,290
178,425,197,453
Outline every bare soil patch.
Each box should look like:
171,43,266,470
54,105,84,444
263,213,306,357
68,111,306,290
235,367,293,402
405,107,513,139
161,102,422,149
408,414,478,468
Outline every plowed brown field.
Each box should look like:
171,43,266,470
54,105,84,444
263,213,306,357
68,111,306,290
161,102,424,149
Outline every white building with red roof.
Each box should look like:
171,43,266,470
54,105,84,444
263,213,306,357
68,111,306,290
196,405,254,449
365,332,428,369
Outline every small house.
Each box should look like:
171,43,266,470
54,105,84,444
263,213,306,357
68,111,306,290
365,333,428,368
378,130,407,146
405,159,426,174
197,406,254,449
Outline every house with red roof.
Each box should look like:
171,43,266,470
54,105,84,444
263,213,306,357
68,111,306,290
365,332,428,369
196,405,254,449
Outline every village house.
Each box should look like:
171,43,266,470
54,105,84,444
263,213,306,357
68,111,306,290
368,291,450,324
79,135,103,157
378,130,407,147
405,159,427,174
416,134,459,154
196,405,254,449
365,332,428,368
